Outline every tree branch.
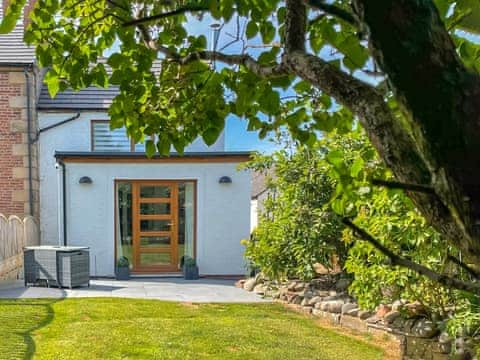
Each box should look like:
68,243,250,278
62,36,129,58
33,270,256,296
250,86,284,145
447,254,480,279
371,179,435,194
122,4,209,27
170,50,288,78
305,0,357,25
342,218,480,294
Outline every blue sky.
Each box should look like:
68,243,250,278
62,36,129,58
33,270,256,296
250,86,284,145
186,16,282,153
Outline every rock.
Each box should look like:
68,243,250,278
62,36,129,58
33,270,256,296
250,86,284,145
316,290,330,297
345,308,360,317
270,291,280,299
319,302,329,311
235,279,246,288
390,316,405,330
404,301,427,317
438,332,452,354
292,295,303,305
341,303,358,315
365,315,381,324
358,310,373,320
287,281,297,291
323,295,340,301
294,282,306,292
391,299,405,312
328,290,337,297
301,298,310,307
324,300,344,313
314,263,331,275
384,310,401,324
253,284,266,295
376,304,392,318
335,278,351,292
411,319,439,338
243,278,257,292
308,296,323,306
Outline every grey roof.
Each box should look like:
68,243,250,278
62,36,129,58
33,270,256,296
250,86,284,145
38,60,162,110
0,7,35,64
38,86,120,110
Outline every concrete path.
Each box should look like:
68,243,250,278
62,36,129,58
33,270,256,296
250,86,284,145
0,278,267,303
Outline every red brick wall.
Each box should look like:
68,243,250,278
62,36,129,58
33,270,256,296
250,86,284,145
0,69,38,217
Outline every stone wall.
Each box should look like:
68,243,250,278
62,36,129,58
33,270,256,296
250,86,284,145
0,67,39,218
239,275,477,359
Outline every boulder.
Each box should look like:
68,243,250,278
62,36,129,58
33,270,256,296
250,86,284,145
375,304,392,318
391,299,405,312
294,282,306,292
243,278,257,292
292,295,303,305
324,300,344,313
345,308,360,317
308,296,323,306
404,301,427,317
235,279,246,288
316,290,330,297
335,278,351,292
341,303,358,315
253,284,266,295
384,310,401,324
358,310,373,320
411,319,439,338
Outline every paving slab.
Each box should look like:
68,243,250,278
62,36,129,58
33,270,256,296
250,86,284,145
0,278,267,303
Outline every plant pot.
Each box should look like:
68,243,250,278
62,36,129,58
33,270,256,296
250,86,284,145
116,266,130,280
183,265,199,280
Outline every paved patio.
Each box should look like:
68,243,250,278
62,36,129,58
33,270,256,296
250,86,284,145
0,278,267,303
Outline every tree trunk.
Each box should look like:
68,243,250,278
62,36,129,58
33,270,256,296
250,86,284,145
352,0,480,262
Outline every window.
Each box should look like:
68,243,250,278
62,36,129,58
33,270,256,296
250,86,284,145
92,121,131,151
91,120,158,152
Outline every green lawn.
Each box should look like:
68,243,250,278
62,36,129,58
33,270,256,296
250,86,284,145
0,298,385,359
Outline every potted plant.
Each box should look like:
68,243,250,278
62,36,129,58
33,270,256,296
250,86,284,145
181,256,199,280
116,256,130,280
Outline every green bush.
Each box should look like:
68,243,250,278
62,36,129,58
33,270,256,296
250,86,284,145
244,145,345,280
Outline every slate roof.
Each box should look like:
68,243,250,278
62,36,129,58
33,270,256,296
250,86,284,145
38,61,162,110
0,6,35,64
38,86,120,110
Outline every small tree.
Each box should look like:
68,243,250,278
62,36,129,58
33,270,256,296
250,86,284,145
245,144,345,280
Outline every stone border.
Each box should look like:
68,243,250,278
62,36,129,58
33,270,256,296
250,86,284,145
238,276,477,359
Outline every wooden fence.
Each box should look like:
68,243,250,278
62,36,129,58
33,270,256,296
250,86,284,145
0,214,39,281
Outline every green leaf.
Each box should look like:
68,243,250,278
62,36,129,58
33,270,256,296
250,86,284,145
350,158,364,178
44,70,60,98
145,139,156,158
202,127,222,145
246,21,258,39
326,150,344,167
0,0,26,33
260,22,275,43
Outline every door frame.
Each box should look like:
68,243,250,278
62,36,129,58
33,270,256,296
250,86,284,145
114,179,197,274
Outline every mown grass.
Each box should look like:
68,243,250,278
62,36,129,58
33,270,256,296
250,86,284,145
0,298,386,359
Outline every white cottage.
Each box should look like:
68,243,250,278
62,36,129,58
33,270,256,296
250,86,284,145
37,86,251,277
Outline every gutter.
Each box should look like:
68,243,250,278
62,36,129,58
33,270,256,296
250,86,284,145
31,112,81,143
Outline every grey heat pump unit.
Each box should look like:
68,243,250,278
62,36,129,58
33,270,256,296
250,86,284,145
24,246,90,289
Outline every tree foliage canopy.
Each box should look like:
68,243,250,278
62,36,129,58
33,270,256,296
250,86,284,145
2,0,480,268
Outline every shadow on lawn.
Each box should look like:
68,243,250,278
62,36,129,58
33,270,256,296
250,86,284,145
0,297,63,359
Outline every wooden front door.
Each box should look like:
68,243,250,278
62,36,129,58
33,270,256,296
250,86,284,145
132,181,179,273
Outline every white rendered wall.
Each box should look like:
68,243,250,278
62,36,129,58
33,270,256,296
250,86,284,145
38,111,247,276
